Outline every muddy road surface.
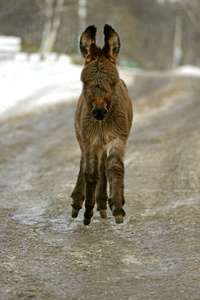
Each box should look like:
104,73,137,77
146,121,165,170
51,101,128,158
0,73,200,300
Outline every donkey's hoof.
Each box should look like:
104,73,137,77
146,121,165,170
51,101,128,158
71,208,79,218
83,218,91,225
115,215,124,224
99,209,107,219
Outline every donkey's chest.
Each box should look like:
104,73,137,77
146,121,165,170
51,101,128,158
85,121,114,147
94,133,109,148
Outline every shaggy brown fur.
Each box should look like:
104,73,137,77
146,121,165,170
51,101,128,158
71,24,133,225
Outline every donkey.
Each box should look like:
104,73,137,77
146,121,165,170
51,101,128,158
71,24,133,225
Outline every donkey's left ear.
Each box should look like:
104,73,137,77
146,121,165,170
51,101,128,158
102,24,120,63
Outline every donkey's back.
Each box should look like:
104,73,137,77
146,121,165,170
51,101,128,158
71,24,133,225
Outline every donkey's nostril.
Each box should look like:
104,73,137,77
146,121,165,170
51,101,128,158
92,108,97,117
102,108,108,116
92,107,108,120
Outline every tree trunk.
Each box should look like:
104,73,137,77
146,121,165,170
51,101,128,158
172,15,183,68
77,0,87,53
40,0,64,57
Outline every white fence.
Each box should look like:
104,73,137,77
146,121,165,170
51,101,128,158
0,36,21,60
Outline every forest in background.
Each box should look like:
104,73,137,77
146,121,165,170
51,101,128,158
0,0,200,70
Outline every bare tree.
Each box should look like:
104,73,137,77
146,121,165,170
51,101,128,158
39,0,65,56
178,0,200,29
172,15,183,68
1,0,200,68
78,0,86,37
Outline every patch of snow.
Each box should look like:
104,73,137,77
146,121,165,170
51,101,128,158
173,65,200,77
0,53,82,118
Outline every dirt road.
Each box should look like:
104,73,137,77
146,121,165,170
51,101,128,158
0,73,200,299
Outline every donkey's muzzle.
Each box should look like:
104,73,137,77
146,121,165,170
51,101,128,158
92,107,108,120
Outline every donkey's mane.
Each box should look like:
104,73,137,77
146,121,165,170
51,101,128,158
81,57,119,87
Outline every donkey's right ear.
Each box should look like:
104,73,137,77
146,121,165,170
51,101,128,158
80,25,99,63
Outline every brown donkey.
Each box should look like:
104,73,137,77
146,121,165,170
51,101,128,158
71,24,133,225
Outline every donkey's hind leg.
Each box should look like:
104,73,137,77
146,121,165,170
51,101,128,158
71,153,85,218
96,150,108,218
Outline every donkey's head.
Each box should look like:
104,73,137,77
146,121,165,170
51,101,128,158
80,24,120,121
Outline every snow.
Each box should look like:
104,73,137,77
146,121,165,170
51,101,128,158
1,51,200,120
173,65,200,77
0,53,82,118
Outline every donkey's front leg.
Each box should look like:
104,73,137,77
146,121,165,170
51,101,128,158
71,152,85,218
106,139,126,224
83,145,100,225
96,150,108,218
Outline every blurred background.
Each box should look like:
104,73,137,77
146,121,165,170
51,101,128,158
0,0,200,70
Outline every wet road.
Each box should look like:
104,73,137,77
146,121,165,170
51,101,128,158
0,74,200,299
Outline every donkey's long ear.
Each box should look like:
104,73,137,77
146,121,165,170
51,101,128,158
102,24,120,63
80,25,99,63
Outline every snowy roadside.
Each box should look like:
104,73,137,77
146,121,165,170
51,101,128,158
0,53,83,119
1,52,200,121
